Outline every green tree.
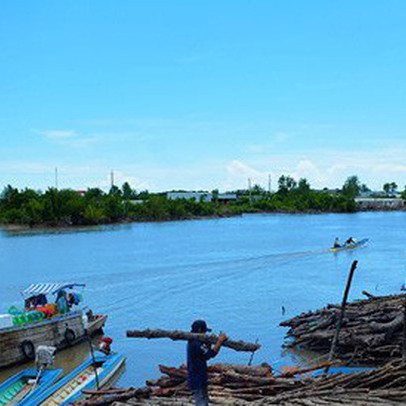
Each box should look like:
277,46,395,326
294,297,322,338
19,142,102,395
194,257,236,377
251,184,265,195
122,182,134,199
278,175,297,194
83,204,106,224
360,184,370,193
109,185,122,196
342,176,362,198
298,178,311,193
383,182,398,194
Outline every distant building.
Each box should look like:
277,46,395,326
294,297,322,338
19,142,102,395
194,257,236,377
76,190,87,196
355,197,404,210
166,191,212,202
166,191,238,203
359,191,402,198
217,193,238,203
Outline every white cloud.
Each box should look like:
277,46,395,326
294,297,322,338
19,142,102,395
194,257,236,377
224,160,269,190
291,160,326,184
37,129,78,139
33,128,99,148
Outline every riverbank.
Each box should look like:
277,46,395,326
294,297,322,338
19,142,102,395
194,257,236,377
0,183,359,228
2,206,405,231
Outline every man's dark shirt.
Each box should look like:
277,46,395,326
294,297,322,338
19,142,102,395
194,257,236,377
187,338,216,390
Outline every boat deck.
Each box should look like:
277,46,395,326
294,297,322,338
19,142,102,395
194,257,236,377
0,378,34,406
40,365,98,406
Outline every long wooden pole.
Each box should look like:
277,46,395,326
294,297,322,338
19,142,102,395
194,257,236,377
324,260,358,374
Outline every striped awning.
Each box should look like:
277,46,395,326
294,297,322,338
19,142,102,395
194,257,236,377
22,283,85,298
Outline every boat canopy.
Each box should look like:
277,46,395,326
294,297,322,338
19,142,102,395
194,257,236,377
22,283,86,298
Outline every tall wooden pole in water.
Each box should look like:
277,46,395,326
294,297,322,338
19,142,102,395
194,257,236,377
248,178,252,203
324,260,358,374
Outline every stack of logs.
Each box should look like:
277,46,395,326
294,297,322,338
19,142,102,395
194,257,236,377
144,363,306,401
73,361,406,406
281,292,406,364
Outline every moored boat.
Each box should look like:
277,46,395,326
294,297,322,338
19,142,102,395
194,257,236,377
0,368,62,406
0,283,107,369
21,352,125,406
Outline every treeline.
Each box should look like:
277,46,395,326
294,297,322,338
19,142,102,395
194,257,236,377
233,177,356,214
0,176,357,227
0,184,222,227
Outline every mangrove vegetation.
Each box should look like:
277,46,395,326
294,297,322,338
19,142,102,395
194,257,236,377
0,176,364,227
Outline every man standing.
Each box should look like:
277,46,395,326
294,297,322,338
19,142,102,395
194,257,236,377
187,320,227,406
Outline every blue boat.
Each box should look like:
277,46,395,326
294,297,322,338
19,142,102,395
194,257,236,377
21,352,125,406
329,238,369,253
0,368,62,406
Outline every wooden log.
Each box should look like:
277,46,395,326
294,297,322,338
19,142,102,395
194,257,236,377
362,290,377,300
159,365,187,379
280,363,332,378
208,363,272,377
126,329,261,352
82,388,136,395
72,388,150,406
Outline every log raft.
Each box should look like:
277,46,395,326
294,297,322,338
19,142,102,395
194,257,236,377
126,329,261,352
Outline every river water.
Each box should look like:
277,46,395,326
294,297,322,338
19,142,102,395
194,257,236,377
1,212,406,386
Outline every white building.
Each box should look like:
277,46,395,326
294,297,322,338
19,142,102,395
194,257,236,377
166,192,212,202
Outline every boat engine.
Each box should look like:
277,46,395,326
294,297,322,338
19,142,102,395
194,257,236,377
35,345,57,371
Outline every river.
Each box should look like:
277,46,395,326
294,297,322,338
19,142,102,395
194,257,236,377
1,212,405,386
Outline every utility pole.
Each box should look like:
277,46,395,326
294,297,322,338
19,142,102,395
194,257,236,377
110,170,115,188
248,178,252,204
55,167,58,190
268,174,271,194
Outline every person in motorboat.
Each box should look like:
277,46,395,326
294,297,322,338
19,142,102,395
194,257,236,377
345,237,357,246
56,290,69,314
333,237,341,248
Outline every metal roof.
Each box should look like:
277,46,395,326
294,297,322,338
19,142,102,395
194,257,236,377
22,283,85,298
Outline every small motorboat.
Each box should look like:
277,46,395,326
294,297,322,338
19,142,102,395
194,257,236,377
0,368,62,406
329,238,369,253
21,352,125,406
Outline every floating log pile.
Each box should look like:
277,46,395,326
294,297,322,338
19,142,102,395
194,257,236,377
281,292,406,364
74,361,406,406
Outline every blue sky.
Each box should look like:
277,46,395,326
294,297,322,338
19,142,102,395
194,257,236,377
1,1,406,192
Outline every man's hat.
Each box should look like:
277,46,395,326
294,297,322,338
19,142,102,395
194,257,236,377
191,319,212,333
